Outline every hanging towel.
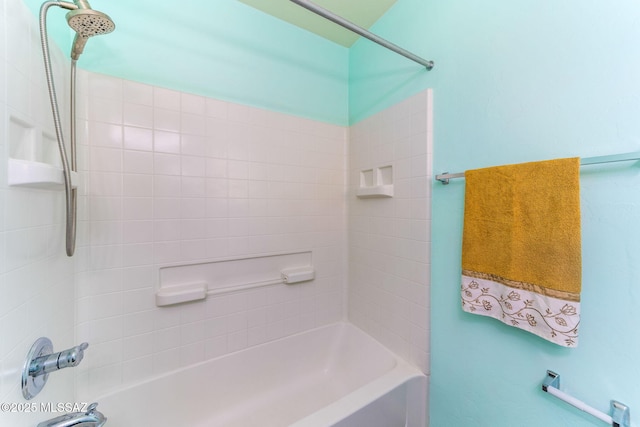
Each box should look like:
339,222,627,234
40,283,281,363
461,157,581,347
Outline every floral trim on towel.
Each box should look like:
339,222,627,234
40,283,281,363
461,274,580,347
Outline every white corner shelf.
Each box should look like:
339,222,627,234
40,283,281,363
356,185,394,198
8,158,78,190
357,164,394,198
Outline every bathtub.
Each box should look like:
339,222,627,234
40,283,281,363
95,322,427,427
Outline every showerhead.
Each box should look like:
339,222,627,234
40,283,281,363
67,8,115,37
65,0,115,60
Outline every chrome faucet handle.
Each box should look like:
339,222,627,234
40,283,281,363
58,342,89,369
29,342,89,377
23,338,91,399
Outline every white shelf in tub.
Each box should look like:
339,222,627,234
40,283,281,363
8,158,78,189
156,251,315,306
356,185,394,198
155,282,207,306
357,165,394,198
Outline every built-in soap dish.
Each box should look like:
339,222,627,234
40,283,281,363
356,165,393,198
7,116,77,190
8,158,78,189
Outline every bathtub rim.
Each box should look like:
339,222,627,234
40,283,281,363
290,358,426,427
88,321,427,426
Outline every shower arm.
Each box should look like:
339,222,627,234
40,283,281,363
39,1,79,257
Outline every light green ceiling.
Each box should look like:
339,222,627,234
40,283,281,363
237,0,398,47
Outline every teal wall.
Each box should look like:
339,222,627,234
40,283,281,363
25,0,349,125
350,0,640,426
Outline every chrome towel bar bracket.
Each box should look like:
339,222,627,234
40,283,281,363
541,370,630,427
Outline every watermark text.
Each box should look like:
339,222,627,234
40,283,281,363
1,402,89,413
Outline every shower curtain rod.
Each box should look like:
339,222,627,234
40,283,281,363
435,151,640,184
288,0,434,70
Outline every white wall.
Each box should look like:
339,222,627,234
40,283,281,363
73,71,348,399
0,0,76,425
348,90,432,374
74,73,435,401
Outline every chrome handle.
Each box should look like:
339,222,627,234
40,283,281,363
59,342,89,368
29,342,89,377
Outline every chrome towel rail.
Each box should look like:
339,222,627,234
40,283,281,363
288,0,434,70
541,370,630,427
436,151,640,184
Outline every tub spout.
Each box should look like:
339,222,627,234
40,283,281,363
37,402,107,427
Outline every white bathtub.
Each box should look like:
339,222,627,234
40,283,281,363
95,322,427,427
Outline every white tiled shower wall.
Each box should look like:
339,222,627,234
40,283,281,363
0,0,76,424
2,0,432,410
73,71,348,398
348,90,432,375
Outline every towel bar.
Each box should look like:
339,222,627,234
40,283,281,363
541,370,630,427
436,151,640,184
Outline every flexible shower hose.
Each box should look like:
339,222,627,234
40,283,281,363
39,2,78,256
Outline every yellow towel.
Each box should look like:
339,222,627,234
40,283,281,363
461,158,581,347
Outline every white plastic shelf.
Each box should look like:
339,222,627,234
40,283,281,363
356,185,394,198
8,158,78,190
357,165,393,198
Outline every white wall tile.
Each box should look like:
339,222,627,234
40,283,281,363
123,174,153,197
124,103,153,128
72,71,353,400
154,153,181,176
124,150,153,174
89,221,122,246
123,333,153,360
154,108,180,133
348,90,432,375
0,2,77,408
122,287,155,312
181,134,207,156
121,356,153,385
181,113,207,136
123,80,153,106
181,177,206,197
90,147,123,172
90,122,123,148
89,96,123,125
181,156,206,177
181,93,206,115
154,130,181,154
124,126,153,151
154,220,181,241
205,98,228,119
154,87,180,110
122,197,152,221
154,176,181,197
122,312,154,337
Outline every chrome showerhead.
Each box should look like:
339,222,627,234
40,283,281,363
65,0,115,60
67,8,115,38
